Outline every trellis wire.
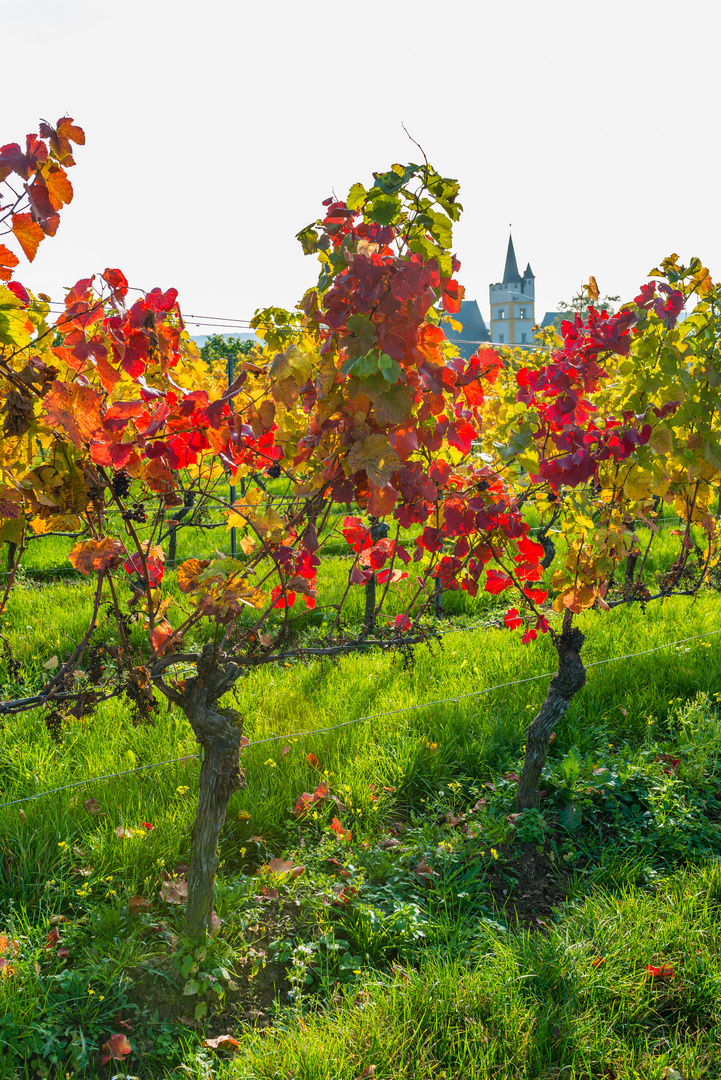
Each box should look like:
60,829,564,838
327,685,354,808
0,515,692,580
0,626,718,812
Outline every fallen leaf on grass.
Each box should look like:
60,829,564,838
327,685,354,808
326,857,350,878
246,1008,270,1028
210,911,221,937
0,942,15,976
148,922,179,949
203,1034,240,1053
70,865,92,877
294,782,328,817
128,895,151,914
258,858,304,878
45,927,61,949
332,883,357,905
261,886,279,899
18,809,26,822
329,817,351,841
646,964,676,980
354,1067,376,1080
0,936,19,956
160,876,188,904
83,797,102,815
114,825,145,839
306,752,319,768
414,858,437,883
99,1032,132,1066
592,956,605,968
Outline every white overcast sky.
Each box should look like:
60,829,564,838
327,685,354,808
2,0,720,332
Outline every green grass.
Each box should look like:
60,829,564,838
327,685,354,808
1,540,720,1076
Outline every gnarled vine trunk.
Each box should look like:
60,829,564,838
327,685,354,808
516,611,586,810
178,644,245,938
362,573,376,638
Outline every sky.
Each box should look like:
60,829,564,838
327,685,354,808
2,0,720,335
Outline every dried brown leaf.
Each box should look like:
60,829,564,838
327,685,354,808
159,878,188,905
128,895,151,914
203,1033,241,1053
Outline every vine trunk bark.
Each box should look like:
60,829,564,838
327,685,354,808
362,574,376,638
516,611,586,810
178,644,245,938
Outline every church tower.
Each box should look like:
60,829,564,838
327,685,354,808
489,234,536,346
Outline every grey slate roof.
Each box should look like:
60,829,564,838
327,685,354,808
444,299,491,360
523,262,535,280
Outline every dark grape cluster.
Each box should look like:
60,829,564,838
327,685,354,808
112,470,131,498
122,502,147,524
370,519,390,543
266,462,282,479
45,708,65,743
7,657,24,686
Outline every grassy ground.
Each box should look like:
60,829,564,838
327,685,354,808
1,523,720,1078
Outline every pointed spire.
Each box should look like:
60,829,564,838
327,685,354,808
503,233,521,283
523,262,535,279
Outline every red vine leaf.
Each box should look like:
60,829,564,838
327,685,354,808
99,1033,132,1066
11,213,44,262
0,244,19,281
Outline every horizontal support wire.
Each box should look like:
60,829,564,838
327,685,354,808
0,517,691,579
0,626,718,812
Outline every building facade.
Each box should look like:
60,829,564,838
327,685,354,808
489,235,536,346
443,233,563,355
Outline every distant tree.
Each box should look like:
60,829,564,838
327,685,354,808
199,334,256,376
553,276,620,330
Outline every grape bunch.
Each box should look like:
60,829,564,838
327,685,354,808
112,470,131,498
122,502,147,524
